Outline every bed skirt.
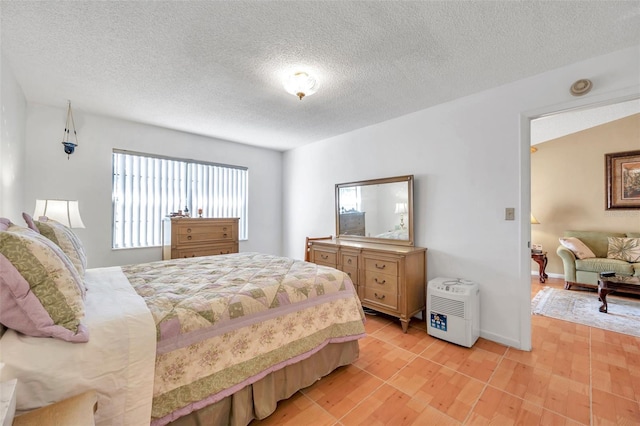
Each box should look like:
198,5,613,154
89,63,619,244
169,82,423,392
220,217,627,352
168,340,359,426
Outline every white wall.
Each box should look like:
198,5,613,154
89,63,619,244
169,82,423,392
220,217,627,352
24,104,283,268
283,45,640,350
0,53,27,219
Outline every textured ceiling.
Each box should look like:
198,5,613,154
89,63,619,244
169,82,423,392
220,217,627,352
1,1,639,151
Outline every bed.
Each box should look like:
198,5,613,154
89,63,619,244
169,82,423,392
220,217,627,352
0,251,366,426
375,229,409,240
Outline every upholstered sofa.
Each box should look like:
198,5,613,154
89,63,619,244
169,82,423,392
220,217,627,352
556,230,640,290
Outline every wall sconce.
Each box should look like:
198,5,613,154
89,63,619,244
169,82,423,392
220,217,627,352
33,199,85,228
395,202,408,229
61,101,79,159
530,213,540,225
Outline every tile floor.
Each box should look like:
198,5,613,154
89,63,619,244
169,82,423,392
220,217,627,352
252,277,640,425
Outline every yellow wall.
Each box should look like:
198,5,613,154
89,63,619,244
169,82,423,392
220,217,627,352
531,113,640,277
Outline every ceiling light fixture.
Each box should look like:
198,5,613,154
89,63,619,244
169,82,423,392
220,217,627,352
283,72,318,100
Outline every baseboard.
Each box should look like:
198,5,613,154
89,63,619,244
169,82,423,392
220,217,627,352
531,271,563,279
479,330,522,350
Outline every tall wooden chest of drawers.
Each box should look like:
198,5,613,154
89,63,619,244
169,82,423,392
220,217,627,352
309,238,426,332
162,217,239,260
338,212,366,236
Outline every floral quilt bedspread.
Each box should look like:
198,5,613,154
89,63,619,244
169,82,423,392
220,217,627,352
122,252,365,425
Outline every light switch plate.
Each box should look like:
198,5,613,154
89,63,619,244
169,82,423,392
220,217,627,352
505,208,515,220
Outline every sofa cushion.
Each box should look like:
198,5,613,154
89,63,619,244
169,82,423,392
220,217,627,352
564,231,626,258
559,237,596,259
627,232,640,238
575,258,634,276
607,237,640,263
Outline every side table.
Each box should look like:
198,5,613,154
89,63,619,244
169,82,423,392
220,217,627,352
13,390,97,426
531,251,548,283
0,379,17,426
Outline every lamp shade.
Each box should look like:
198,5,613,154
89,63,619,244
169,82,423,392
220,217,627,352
33,200,85,228
530,213,540,225
394,202,408,214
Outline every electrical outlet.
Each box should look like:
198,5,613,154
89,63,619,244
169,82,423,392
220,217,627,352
505,208,515,220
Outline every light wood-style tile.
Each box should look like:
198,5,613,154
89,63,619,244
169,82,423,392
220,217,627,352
301,364,384,419
466,386,583,425
250,276,640,426
388,357,485,421
420,339,502,383
352,335,416,380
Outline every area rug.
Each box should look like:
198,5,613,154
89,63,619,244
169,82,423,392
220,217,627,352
531,287,640,337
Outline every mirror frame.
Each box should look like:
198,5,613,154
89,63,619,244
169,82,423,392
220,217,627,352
335,175,414,246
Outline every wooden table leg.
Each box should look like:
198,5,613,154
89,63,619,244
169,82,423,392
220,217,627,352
531,253,547,283
598,287,612,313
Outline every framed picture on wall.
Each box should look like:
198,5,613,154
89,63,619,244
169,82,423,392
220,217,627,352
605,150,640,210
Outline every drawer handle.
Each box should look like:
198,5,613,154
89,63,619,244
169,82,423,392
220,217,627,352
374,278,386,285
321,254,329,260
223,227,227,231
374,293,385,300
223,233,228,238
347,259,352,264
347,272,351,277
220,250,229,254
187,235,192,240
187,228,192,233
375,263,386,269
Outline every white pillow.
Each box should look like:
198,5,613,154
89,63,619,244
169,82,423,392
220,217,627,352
559,237,596,259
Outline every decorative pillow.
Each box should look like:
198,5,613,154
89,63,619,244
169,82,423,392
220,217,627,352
0,229,88,342
559,237,596,259
23,213,87,277
5,221,86,296
607,237,640,263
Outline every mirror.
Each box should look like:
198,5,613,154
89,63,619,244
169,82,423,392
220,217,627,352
335,175,414,246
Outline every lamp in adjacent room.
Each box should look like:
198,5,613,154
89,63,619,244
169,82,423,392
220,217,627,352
395,202,408,230
61,101,79,159
530,213,540,225
33,199,85,228
283,71,318,100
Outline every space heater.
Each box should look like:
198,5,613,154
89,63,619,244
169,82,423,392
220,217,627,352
427,277,480,347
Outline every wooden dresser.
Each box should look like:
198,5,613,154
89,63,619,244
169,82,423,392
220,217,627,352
162,217,239,260
339,211,366,235
309,239,426,332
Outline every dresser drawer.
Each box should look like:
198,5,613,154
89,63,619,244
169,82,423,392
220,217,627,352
176,223,236,245
364,271,398,293
363,257,398,276
173,243,238,259
363,287,398,310
313,249,337,267
342,266,358,285
341,253,358,269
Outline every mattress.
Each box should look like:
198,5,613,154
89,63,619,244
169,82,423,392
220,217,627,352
0,266,157,425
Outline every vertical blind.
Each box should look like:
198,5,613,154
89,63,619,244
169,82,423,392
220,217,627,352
112,150,248,249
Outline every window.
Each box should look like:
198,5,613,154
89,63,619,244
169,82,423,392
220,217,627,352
112,150,248,249
338,186,361,212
